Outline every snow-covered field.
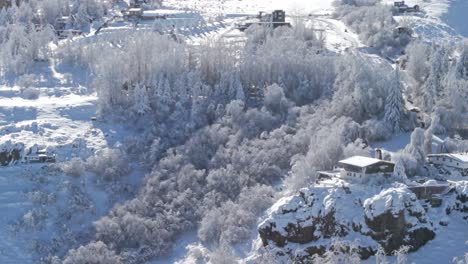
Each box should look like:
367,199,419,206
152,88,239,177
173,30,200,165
0,0,466,263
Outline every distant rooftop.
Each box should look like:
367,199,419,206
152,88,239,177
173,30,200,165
338,156,393,168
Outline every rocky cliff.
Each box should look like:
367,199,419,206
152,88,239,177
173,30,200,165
258,181,468,261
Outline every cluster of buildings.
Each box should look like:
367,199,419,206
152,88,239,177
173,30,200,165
394,1,421,13
317,151,467,208
23,145,56,164
319,152,468,182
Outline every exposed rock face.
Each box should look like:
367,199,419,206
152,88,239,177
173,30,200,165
258,184,440,260
0,0,20,9
364,210,434,253
0,142,24,166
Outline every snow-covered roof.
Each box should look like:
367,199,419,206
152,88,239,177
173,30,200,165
338,156,393,168
427,153,468,163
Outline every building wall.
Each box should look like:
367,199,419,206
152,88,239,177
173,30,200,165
428,156,468,170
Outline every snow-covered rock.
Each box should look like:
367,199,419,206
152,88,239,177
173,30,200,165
258,183,438,260
0,141,24,166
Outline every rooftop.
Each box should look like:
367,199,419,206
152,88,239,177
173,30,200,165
338,156,393,168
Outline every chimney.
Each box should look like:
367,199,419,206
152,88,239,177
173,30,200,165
375,148,383,160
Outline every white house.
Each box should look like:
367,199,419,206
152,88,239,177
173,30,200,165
427,153,468,171
318,156,395,180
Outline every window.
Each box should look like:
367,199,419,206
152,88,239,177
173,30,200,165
443,158,446,162
457,163,459,166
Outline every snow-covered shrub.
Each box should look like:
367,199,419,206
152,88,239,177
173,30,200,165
17,74,37,89
310,239,361,264
198,185,275,245
263,84,292,116
63,241,121,264
86,149,129,181
361,119,392,142
20,87,40,99
61,158,86,177
208,246,238,264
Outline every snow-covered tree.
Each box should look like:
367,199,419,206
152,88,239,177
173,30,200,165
393,245,410,264
375,246,388,264
63,241,121,264
384,68,405,133
133,83,151,114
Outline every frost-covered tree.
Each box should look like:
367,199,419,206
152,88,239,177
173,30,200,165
393,245,410,264
63,241,121,264
133,83,151,114
375,246,388,264
86,148,129,181
406,42,430,85
384,68,405,133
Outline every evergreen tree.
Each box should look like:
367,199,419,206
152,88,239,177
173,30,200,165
133,83,151,114
454,44,468,80
384,68,405,133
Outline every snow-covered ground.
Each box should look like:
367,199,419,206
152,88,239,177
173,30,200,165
0,62,139,262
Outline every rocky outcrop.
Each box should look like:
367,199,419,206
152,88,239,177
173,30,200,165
364,210,434,253
0,141,24,166
258,184,439,260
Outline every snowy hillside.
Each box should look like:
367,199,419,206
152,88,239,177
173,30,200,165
0,0,467,263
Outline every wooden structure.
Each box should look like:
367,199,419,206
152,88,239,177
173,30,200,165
394,1,420,13
125,7,144,19
236,10,292,32
408,181,450,200
318,156,395,181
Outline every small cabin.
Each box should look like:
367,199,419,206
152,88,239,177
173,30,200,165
272,10,286,23
427,153,468,171
126,7,144,19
